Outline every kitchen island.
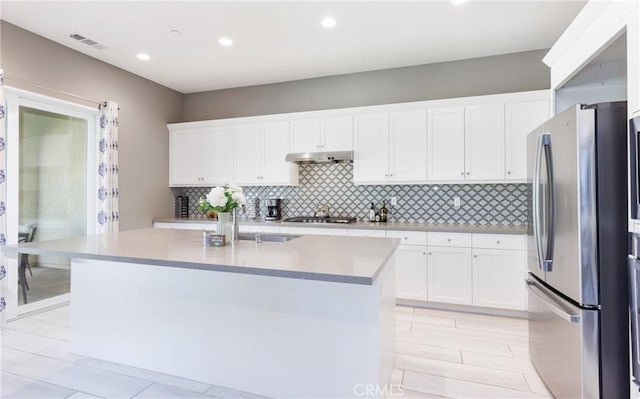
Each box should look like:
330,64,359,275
8,228,398,398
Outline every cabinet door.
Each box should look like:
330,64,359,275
465,104,505,180
505,101,549,181
354,113,390,183
395,245,428,301
472,248,526,310
321,116,353,152
290,119,321,153
389,110,427,182
170,129,203,186
427,246,472,305
234,125,262,185
427,107,465,181
262,122,293,184
202,127,234,185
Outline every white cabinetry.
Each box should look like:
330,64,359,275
290,116,353,153
427,238,473,305
472,234,527,310
464,104,505,181
170,128,234,186
505,101,549,180
234,122,298,186
322,116,353,152
354,110,427,184
354,113,389,183
427,107,465,181
170,129,203,186
387,230,428,301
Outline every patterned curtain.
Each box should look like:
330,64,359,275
0,69,7,321
97,101,119,233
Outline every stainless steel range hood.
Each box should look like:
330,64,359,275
285,151,353,164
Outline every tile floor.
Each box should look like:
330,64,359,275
0,304,552,399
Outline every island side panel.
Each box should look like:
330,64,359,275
70,257,395,398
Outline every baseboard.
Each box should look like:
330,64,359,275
396,298,528,319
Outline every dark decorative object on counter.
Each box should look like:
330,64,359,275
174,195,189,218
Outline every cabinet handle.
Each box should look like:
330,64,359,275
507,171,511,175
474,255,477,258
466,172,470,175
404,237,408,240
460,172,464,176
428,252,432,255
447,238,451,242
496,240,501,244
422,252,426,255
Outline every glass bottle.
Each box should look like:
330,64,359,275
380,200,388,223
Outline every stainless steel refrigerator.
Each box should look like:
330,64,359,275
526,102,628,398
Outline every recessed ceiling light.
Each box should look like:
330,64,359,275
451,0,468,5
219,37,233,47
136,53,150,61
321,17,337,28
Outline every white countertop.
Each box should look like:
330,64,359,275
7,228,399,285
155,217,528,235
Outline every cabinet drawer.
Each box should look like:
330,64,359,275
348,229,386,238
428,232,471,247
386,230,427,246
472,234,525,250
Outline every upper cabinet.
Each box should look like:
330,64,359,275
169,127,234,187
354,110,427,184
290,116,353,153
427,107,465,181
234,122,298,186
168,90,550,187
464,104,505,181
354,113,390,183
505,101,549,181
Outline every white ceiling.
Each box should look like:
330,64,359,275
1,1,585,94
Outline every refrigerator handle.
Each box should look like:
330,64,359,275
532,135,545,271
542,134,555,272
526,279,581,323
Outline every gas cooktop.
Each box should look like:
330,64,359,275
282,216,357,224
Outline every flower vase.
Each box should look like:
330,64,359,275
216,212,233,244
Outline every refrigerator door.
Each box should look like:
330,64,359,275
539,105,599,306
629,255,640,386
527,125,548,283
527,276,599,398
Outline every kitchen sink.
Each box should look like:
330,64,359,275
238,232,301,242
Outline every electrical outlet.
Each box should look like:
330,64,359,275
390,196,397,206
453,196,461,208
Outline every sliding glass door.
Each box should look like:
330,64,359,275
5,88,97,317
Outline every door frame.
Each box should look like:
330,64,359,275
4,86,99,319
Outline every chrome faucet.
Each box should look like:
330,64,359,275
232,206,245,243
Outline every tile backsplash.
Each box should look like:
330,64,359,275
177,163,527,226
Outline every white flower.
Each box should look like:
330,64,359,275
232,192,247,206
228,184,243,193
206,187,227,208
221,179,230,186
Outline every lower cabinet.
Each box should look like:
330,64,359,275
427,246,473,305
395,245,428,301
472,248,526,310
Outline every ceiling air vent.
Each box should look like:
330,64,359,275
68,33,107,50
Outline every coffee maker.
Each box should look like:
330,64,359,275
264,198,282,221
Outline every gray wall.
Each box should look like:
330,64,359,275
1,22,183,231
183,49,550,121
